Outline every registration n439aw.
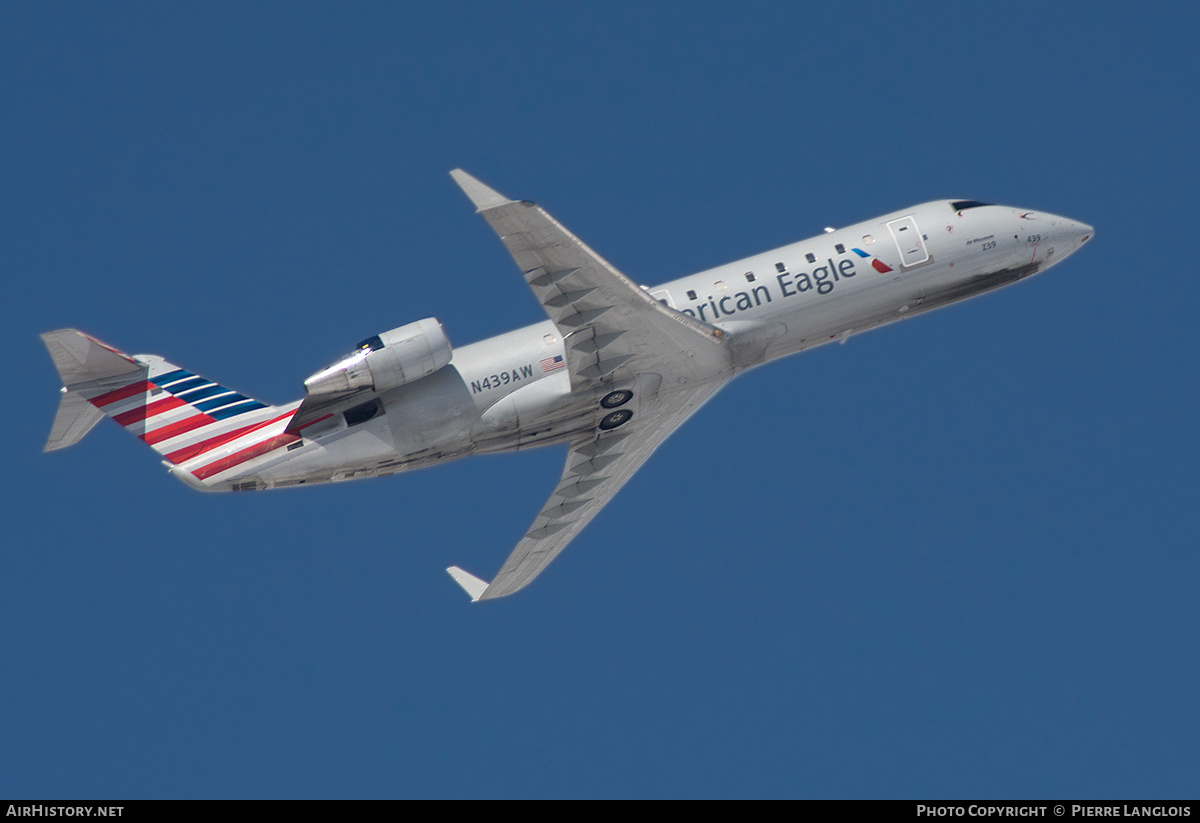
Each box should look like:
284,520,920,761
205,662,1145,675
41,171,1092,601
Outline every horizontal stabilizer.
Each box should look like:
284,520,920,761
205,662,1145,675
446,566,490,602
41,329,144,388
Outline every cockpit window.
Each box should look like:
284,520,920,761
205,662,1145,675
951,200,991,212
356,335,384,352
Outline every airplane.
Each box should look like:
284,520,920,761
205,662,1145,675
40,170,1093,601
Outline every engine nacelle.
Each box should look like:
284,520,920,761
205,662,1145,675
303,318,452,399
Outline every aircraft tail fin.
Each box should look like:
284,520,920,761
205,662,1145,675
41,329,281,468
42,329,146,452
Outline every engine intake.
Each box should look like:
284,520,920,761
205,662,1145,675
304,318,452,399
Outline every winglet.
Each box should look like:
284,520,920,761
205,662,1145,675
449,169,511,212
446,566,490,602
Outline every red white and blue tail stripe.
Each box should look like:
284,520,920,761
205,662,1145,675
42,330,302,489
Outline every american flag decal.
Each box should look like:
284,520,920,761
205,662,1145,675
540,355,565,373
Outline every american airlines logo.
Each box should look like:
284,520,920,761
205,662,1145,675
853,247,894,273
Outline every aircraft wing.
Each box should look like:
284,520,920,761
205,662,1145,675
449,169,728,387
445,170,736,600
447,377,725,601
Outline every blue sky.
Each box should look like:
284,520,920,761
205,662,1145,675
3,2,1197,798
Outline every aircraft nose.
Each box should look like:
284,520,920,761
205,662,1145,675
1028,212,1093,261
1064,218,1094,245
1014,209,1092,268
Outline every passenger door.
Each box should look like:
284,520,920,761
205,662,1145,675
887,216,930,267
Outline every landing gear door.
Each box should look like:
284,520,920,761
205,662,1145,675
887,216,930,268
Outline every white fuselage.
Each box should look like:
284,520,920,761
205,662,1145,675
192,201,1091,491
